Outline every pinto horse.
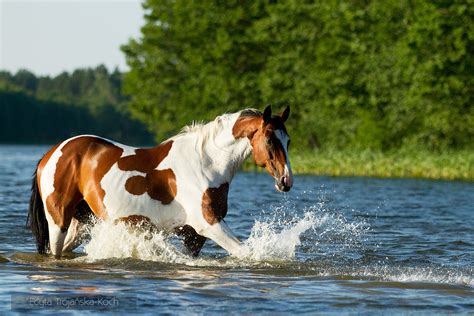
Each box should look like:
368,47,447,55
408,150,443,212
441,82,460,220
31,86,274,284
28,105,293,258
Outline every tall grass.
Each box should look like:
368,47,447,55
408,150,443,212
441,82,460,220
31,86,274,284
244,149,474,181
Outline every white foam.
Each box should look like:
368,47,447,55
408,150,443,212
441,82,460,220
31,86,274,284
237,212,317,261
82,212,320,266
83,221,188,263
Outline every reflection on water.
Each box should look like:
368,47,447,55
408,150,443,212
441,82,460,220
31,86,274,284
0,145,473,313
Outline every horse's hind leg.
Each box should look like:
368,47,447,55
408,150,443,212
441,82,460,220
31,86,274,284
44,197,80,259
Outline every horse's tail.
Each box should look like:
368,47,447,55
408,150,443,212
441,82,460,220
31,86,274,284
27,164,49,254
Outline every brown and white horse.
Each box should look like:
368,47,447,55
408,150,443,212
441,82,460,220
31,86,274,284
28,105,293,258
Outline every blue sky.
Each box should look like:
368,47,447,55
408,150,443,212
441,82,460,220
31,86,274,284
0,0,144,76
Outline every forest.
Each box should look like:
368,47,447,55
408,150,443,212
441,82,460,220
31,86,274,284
0,66,153,144
122,0,473,152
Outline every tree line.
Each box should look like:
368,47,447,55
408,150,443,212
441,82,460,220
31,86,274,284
122,0,473,152
0,66,153,144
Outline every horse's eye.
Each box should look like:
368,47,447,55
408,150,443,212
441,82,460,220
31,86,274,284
266,138,272,145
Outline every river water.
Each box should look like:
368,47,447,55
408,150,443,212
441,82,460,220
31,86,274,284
0,145,472,314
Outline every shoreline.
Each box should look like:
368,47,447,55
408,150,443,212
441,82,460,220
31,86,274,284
243,149,474,182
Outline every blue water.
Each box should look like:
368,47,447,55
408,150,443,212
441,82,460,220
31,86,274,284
0,145,473,314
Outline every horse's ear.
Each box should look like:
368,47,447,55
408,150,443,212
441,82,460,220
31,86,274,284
263,105,272,124
280,105,290,122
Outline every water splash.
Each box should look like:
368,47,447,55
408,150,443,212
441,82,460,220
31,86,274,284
82,205,368,267
237,212,317,261
83,221,188,263
83,211,326,265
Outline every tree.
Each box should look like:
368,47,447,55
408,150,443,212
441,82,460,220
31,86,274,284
122,0,474,150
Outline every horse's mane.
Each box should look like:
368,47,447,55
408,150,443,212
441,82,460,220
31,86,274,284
170,108,262,156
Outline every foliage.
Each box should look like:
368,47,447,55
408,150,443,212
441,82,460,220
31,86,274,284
0,66,153,144
122,0,474,151
286,148,474,181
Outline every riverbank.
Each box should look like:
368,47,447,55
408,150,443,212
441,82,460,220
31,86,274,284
245,149,474,181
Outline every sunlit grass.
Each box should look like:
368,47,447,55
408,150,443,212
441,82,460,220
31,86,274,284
243,149,474,181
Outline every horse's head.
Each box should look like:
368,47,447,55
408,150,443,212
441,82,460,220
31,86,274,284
250,105,293,192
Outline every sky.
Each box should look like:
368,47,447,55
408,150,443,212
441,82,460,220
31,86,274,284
0,0,144,76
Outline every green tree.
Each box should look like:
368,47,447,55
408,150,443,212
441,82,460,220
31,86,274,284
122,0,473,150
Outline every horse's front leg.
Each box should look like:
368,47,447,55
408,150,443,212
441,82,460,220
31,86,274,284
201,220,242,256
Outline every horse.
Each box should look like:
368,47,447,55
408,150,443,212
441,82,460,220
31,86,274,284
27,105,293,258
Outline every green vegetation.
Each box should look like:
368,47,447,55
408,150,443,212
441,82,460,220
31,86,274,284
119,0,473,180
290,149,474,181
0,66,153,144
122,1,473,152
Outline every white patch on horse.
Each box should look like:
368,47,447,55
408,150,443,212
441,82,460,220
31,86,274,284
43,199,66,257
274,129,293,183
111,141,136,158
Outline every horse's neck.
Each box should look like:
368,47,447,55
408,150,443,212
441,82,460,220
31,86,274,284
195,113,252,185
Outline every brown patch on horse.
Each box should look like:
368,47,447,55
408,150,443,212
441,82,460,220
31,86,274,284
232,113,262,139
44,136,124,229
202,183,229,225
175,225,207,257
119,141,176,204
146,169,176,204
80,139,124,219
125,175,148,196
117,141,173,173
124,169,177,204
114,215,158,233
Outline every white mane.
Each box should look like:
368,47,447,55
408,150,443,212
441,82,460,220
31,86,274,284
172,108,260,143
169,109,259,164
173,114,227,142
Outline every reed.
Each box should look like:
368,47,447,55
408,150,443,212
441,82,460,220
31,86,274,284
243,149,474,181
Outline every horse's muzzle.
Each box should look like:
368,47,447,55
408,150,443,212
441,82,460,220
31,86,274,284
275,175,292,192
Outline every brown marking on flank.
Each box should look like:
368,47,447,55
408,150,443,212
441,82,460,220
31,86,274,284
117,141,173,173
80,139,124,220
146,169,176,204
119,141,177,204
124,169,177,204
114,215,158,233
202,183,229,225
175,225,206,257
44,136,124,229
125,175,148,196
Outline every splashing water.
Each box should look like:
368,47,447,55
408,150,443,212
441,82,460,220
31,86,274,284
83,212,320,265
83,212,316,265
83,221,188,263
237,212,317,261
82,205,368,267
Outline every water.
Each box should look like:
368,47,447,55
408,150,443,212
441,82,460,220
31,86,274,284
0,145,473,314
